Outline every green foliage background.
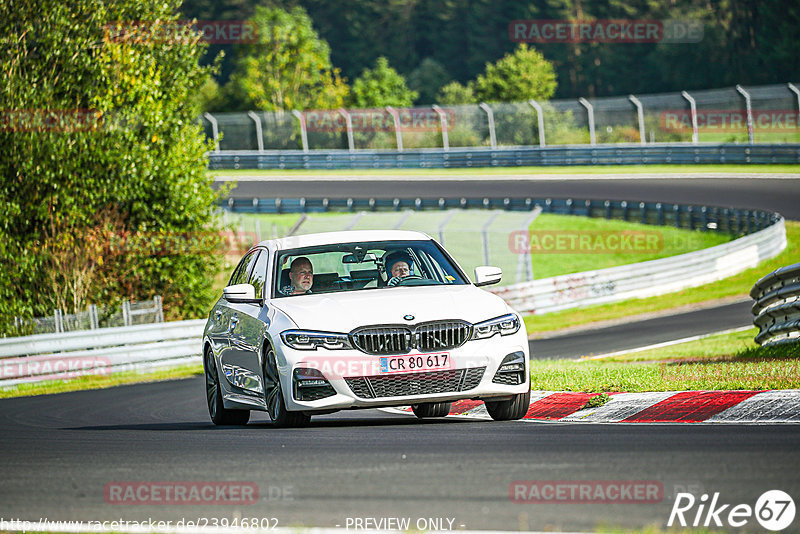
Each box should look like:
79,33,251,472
182,0,800,102
0,0,224,334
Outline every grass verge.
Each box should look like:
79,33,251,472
530,330,800,392
211,163,800,177
529,214,730,278
0,364,203,399
525,220,799,336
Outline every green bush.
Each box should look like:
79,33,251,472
0,0,225,334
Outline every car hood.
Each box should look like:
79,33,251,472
270,285,510,332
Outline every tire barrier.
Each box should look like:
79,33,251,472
751,262,800,346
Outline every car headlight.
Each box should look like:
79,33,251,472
281,330,354,350
470,314,520,340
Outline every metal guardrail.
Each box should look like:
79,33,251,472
751,263,800,346
0,320,204,387
208,143,800,170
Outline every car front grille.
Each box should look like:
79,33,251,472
350,321,472,355
345,367,485,399
351,327,410,355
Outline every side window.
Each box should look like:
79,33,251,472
229,250,259,287
248,250,269,297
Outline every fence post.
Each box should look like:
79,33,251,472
436,210,457,245
122,300,130,327
735,84,755,144
628,95,646,145
431,105,449,151
578,98,596,145
246,111,264,152
155,296,164,323
481,212,500,266
90,304,99,330
528,99,546,147
54,309,63,333
680,91,699,144
385,106,403,151
291,110,309,152
788,83,800,116
337,108,355,151
479,103,497,149
203,113,220,152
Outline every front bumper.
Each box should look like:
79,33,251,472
276,329,530,413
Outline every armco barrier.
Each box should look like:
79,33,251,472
221,196,777,237
208,143,800,170
0,320,204,386
750,262,800,346
489,217,786,315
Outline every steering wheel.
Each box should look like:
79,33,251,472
388,275,424,286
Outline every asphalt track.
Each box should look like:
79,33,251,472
218,176,800,219
1,378,799,532
529,299,753,359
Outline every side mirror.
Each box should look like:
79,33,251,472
223,283,261,304
474,266,502,287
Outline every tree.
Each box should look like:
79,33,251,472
473,44,557,103
225,5,348,111
407,58,452,105
436,81,476,105
348,57,418,108
0,0,224,334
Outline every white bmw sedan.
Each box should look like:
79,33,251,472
203,230,530,427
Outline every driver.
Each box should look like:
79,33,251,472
384,251,416,286
281,257,314,295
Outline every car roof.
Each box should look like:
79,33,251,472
260,230,434,251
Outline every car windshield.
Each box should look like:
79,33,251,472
273,239,468,297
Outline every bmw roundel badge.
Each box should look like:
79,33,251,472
403,314,415,321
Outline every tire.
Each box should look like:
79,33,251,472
264,347,311,428
204,348,250,426
411,402,452,418
485,389,531,421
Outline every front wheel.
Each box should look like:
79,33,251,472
264,348,311,428
205,348,250,426
411,402,452,418
485,390,530,421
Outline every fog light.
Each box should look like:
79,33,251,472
492,351,527,386
292,367,336,401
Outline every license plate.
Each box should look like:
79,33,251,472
379,352,451,374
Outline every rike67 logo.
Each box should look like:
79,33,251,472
668,490,795,531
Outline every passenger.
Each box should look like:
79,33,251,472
282,257,314,295
384,252,416,286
